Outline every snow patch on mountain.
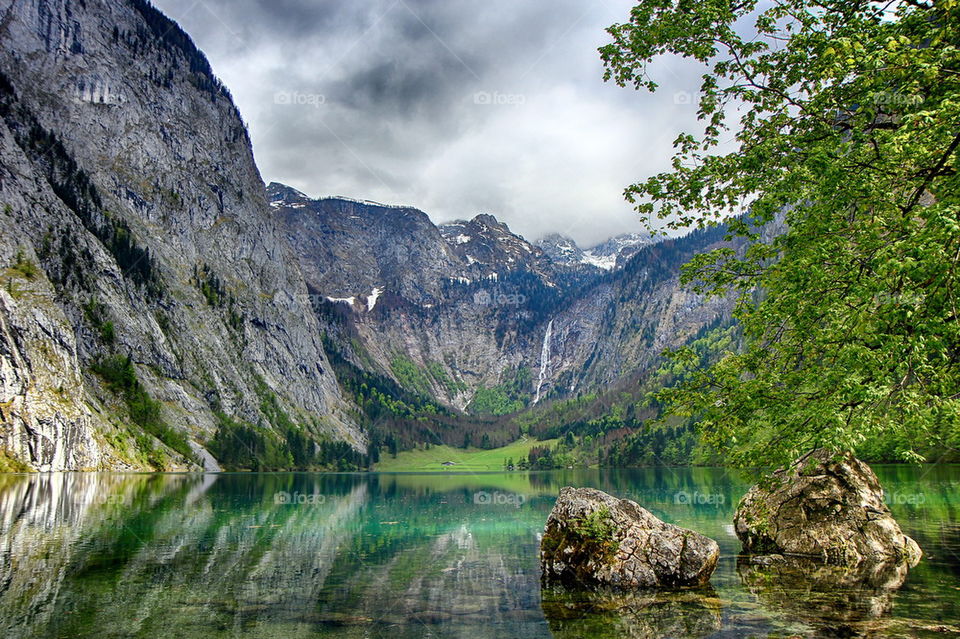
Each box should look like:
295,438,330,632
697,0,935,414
536,232,656,271
366,287,383,311
580,251,618,271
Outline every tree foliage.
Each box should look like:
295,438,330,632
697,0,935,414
601,0,960,466
92,355,195,465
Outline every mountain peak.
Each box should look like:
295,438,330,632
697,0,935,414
535,233,585,264
469,213,510,231
267,182,310,207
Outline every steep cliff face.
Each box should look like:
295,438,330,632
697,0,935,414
273,183,591,410
274,182,735,414
516,226,735,402
270,183,461,305
0,0,360,470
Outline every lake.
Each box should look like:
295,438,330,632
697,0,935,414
0,466,957,638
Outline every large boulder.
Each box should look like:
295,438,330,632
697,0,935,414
540,487,720,588
734,449,922,565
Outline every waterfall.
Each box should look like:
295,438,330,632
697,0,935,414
534,320,554,404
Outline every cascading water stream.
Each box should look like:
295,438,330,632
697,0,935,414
534,319,554,404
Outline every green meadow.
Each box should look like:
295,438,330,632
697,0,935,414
374,438,559,472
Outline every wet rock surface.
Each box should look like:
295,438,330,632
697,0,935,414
541,585,722,639
735,449,922,565
540,487,720,588
737,554,925,637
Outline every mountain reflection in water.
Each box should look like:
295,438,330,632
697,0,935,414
0,467,957,638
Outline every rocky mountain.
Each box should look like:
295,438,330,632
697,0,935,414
535,232,655,271
272,183,578,413
583,232,656,269
438,216,553,281
522,225,734,399
535,233,588,266
0,0,359,471
0,0,738,471
270,184,458,305
273,181,735,429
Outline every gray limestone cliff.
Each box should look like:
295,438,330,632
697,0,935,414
0,0,360,470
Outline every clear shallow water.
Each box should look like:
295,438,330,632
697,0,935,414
0,466,957,638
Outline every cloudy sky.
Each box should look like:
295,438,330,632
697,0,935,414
152,0,706,246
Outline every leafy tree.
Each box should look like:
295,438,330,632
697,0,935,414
601,0,960,467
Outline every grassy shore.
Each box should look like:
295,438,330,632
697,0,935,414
374,437,558,472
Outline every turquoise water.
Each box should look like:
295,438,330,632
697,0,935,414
0,466,957,638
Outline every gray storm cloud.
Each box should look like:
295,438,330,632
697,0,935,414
152,0,706,246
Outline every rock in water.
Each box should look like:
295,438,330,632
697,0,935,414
737,554,911,629
734,449,922,565
541,585,722,639
540,487,720,588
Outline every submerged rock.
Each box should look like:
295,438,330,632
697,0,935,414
735,449,922,565
737,554,911,635
540,487,720,588
541,584,722,639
